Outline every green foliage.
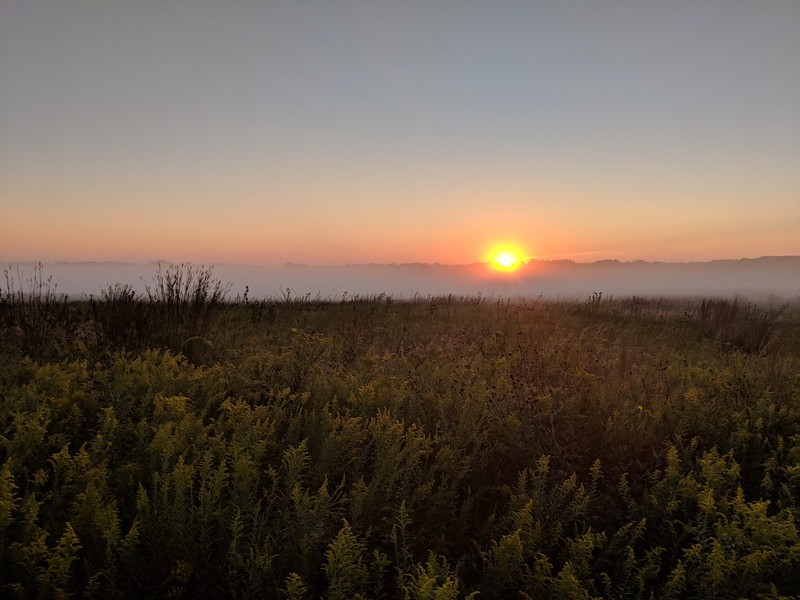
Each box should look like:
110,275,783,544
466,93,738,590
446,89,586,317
324,520,368,599
2,289,800,597
402,553,473,600
0,465,18,534
283,572,308,600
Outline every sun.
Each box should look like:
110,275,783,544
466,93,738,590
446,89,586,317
486,244,527,272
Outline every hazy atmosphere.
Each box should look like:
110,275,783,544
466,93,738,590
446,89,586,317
2,257,799,301
2,0,799,271
5,4,800,597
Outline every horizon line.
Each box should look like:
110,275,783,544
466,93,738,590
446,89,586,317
2,255,799,269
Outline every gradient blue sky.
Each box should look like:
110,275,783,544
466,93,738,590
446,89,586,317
2,0,798,265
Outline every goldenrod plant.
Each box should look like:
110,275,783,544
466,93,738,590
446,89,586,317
1,269,800,597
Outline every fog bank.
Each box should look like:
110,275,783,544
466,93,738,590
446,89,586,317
3,257,798,302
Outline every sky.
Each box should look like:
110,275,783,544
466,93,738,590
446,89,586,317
1,0,799,266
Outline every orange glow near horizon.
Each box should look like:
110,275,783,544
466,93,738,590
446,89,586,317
486,244,528,272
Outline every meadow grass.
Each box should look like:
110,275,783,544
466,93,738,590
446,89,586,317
1,267,799,597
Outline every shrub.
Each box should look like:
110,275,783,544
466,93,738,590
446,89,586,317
91,283,149,351
143,263,230,350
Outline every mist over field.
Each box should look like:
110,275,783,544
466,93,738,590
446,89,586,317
5,256,799,301
3,0,800,595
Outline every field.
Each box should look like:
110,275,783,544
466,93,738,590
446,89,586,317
2,265,800,598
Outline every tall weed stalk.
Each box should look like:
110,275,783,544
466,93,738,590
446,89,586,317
143,263,229,349
91,284,149,350
1,263,67,358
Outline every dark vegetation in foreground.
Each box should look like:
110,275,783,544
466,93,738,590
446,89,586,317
2,264,800,598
